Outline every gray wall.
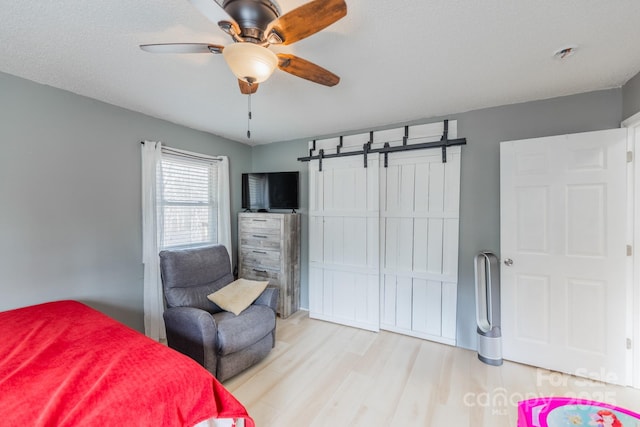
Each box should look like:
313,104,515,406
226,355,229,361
2,67,634,348
251,88,623,349
623,70,640,121
0,72,252,331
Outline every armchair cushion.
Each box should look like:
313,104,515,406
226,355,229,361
159,246,234,312
213,305,276,355
207,278,269,316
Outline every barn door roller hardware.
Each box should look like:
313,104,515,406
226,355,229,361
298,120,466,171
309,140,317,158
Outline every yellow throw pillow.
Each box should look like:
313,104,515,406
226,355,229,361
207,278,269,315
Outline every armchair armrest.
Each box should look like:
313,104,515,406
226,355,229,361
253,286,279,313
163,307,218,376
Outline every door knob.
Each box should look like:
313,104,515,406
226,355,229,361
504,258,513,266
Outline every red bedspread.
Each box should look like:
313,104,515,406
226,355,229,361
0,300,254,427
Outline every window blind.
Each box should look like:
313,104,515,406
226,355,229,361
158,153,219,249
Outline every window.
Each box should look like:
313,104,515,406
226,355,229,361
141,140,230,340
158,152,219,249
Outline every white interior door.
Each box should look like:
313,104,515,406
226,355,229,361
500,128,630,385
379,148,460,345
308,154,380,331
622,112,640,389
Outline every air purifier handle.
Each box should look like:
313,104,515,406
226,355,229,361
474,251,500,333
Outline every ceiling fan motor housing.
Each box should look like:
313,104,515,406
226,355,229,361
222,0,281,42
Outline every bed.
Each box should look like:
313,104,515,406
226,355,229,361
0,300,254,427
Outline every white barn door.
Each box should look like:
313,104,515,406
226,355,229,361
500,128,630,385
308,122,461,341
308,154,380,331
380,148,460,345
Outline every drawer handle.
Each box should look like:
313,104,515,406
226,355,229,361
253,269,268,273
252,250,267,254
252,219,267,222
252,235,268,239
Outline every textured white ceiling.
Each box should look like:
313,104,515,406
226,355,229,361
1,1,640,145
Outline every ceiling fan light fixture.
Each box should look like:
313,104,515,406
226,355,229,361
222,42,278,84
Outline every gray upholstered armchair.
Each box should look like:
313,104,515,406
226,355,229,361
159,244,278,382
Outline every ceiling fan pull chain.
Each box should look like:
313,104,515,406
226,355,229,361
247,86,252,139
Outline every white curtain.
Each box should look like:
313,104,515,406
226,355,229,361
141,140,166,341
141,145,231,341
217,156,232,268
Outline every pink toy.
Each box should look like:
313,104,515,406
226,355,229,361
518,397,640,427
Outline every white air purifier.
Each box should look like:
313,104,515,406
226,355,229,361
474,251,503,366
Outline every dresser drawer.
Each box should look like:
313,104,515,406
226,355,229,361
240,248,281,271
239,216,282,233
239,266,281,284
240,232,281,250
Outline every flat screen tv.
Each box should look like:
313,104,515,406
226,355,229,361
242,171,299,211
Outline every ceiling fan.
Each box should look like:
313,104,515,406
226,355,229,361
140,0,347,95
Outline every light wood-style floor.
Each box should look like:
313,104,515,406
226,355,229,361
223,310,640,426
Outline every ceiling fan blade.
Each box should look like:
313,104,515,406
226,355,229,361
267,0,346,45
187,0,241,35
277,54,339,86
139,43,224,54
238,79,259,94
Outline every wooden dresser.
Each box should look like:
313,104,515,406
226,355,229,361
238,212,300,318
